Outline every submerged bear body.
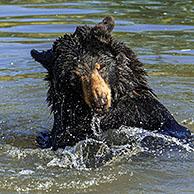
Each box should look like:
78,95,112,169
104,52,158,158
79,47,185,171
31,16,191,150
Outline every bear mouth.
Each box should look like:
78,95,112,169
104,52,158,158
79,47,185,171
75,63,111,114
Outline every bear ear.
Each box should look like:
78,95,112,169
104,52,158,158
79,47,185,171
95,16,115,33
101,16,115,32
31,49,54,71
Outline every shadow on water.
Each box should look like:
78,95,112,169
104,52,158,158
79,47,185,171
0,0,194,193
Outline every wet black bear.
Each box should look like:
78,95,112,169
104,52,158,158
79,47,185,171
31,16,191,150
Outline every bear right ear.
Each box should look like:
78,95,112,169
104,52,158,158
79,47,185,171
98,16,115,32
31,49,54,71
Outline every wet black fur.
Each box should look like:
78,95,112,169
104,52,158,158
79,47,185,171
31,18,191,150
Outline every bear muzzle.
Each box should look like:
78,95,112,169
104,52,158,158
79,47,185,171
77,63,111,114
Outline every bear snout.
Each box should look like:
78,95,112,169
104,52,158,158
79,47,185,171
91,86,111,113
80,65,111,114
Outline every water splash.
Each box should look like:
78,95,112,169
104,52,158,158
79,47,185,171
118,126,194,152
45,126,194,169
90,114,102,137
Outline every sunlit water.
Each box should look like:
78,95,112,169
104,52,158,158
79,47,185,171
0,0,194,193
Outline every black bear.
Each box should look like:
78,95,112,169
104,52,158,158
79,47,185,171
31,16,191,150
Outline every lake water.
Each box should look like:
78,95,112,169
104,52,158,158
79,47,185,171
0,0,194,193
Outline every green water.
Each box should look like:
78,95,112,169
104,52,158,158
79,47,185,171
0,0,194,193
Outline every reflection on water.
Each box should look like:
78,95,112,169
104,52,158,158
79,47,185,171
0,0,194,193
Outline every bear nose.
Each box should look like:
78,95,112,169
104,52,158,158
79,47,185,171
92,93,109,113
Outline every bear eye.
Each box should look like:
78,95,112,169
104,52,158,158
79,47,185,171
95,63,105,71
